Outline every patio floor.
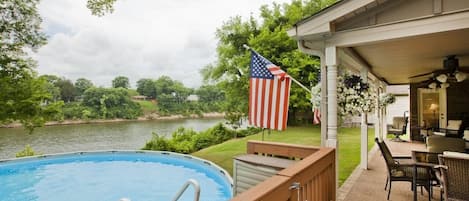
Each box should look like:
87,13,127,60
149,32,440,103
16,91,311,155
339,139,442,201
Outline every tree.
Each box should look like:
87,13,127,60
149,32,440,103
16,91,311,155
56,79,77,102
0,0,63,132
82,87,142,119
203,0,334,124
112,76,130,89
40,75,61,102
75,78,94,96
87,0,117,16
136,78,156,98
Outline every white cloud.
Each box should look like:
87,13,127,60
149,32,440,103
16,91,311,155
35,0,291,88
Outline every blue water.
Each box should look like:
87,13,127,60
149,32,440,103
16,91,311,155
0,152,232,201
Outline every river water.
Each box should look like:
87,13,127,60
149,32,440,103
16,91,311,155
0,118,224,159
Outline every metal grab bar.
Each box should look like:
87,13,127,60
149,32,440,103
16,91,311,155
172,179,200,201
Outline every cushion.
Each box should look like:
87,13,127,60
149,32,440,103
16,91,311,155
464,130,469,140
443,151,469,160
427,136,466,153
446,120,462,130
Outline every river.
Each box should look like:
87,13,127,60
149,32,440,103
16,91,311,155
0,118,224,159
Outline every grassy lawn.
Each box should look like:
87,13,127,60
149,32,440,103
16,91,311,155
192,125,375,185
136,100,158,114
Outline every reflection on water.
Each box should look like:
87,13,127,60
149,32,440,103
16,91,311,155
0,118,223,159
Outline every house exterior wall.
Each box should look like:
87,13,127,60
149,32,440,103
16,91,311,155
410,81,469,141
335,0,469,32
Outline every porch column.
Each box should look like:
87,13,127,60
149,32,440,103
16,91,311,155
375,85,382,141
382,85,388,140
360,68,368,169
321,56,328,147
325,46,338,149
325,45,339,191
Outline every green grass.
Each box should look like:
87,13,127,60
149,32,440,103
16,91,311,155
192,125,375,186
136,100,158,114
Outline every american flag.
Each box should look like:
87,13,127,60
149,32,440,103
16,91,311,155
248,50,291,131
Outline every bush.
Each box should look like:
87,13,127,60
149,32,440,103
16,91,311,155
16,145,37,158
142,123,262,153
142,134,170,151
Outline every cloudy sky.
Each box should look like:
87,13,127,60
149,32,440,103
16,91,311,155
34,0,291,88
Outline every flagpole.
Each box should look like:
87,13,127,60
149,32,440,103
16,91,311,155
243,44,312,94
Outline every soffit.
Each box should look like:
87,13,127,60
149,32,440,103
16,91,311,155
353,28,469,84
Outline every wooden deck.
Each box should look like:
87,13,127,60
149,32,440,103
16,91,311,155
231,140,336,201
340,140,442,201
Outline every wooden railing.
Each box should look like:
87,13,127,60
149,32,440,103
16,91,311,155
231,140,336,201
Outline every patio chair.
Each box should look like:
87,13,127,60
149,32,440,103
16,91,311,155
387,116,408,141
375,138,433,200
437,120,464,138
434,152,469,201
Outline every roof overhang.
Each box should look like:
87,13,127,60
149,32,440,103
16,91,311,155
290,0,469,85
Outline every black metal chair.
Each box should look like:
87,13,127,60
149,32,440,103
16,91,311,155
375,138,433,200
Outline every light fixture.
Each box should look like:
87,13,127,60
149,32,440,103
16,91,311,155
428,82,437,89
429,103,438,111
440,83,450,89
436,74,448,83
455,72,467,82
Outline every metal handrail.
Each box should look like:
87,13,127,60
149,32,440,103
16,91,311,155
171,179,200,201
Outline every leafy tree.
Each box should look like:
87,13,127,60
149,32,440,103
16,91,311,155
195,84,225,112
136,78,156,98
87,0,117,16
40,75,61,102
82,87,142,119
56,79,77,102
112,76,130,89
75,78,94,96
0,0,63,132
203,0,335,124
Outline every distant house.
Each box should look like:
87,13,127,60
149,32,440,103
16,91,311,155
186,94,199,102
132,95,148,101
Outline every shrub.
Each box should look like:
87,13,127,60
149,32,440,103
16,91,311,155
16,145,36,158
142,134,170,151
142,123,262,153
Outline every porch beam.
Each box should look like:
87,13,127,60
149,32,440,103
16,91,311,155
326,10,469,47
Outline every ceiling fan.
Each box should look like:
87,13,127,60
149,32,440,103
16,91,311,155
409,55,469,88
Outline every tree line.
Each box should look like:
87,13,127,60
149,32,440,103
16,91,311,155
36,74,225,122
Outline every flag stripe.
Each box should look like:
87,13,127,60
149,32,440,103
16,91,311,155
266,80,274,128
270,79,278,129
274,78,282,130
256,78,262,126
282,77,291,130
260,79,267,127
248,79,253,125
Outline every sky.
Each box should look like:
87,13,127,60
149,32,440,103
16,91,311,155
34,0,291,88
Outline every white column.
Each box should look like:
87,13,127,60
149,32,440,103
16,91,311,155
321,57,328,147
360,69,368,170
325,46,338,148
325,46,339,191
375,86,381,140
382,85,388,140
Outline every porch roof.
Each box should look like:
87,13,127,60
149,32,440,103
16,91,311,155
289,0,469,85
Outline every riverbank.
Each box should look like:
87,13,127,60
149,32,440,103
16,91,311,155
1,112,225,128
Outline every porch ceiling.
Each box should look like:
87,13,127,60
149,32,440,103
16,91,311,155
352,28,469,84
